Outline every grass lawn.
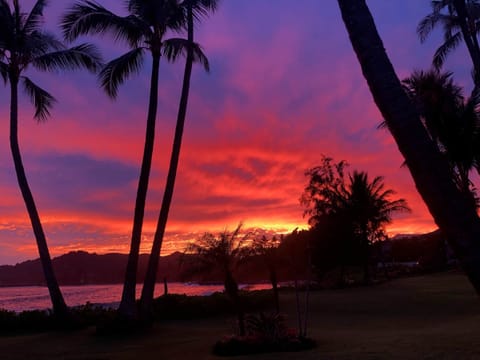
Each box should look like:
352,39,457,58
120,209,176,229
1,271,480,359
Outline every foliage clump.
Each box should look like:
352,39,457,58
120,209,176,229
212,312,316,356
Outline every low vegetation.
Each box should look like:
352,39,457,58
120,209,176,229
0,289,274,336
0,272,479,359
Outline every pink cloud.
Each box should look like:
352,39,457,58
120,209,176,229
0,1,452,264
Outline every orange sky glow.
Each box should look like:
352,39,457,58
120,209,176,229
0,1,472,265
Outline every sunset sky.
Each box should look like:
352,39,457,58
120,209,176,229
0,1,474,265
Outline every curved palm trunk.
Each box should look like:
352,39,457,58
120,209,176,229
9,76,68,318
337,0,480,292
140,5,195,318
118,53,161,320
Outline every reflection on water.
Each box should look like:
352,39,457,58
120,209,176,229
0,283,272,312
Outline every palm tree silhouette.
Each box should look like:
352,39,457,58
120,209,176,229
402,69,480,205
184,224,251,336
0,0,101,318
61,0,209,320
302,159,409,283
250,235,282,313
337,0,480,292
140,0,218,319
417,0,480,86
344,171,410,283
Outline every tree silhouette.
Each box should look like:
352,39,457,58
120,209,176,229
301,155,348,226
302,157,409,283
417,0,480,86
140,0,218,319
250,235,282,313
61,0,209,321
301,157,354,282
402,69,480,207
344,171,410,283
184,224,250,336
0,0,101,319
337,0,480,292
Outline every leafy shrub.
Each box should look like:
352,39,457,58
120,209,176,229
245,312,288,341
71,302,116,327
213,312,316,356
0,309,54,334
152,290,273,320
0,303,118,335
212,332,316,356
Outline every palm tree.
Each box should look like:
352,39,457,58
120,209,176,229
184,224,250,335
251,235,282,313
140,0,218,318
344,171,410,283
301,155,349,226
302,160,409,283
0,0,101,318
402,69,480,206
61,0,209,320
337,0,480,292
417,0,480,86
301,156,353,283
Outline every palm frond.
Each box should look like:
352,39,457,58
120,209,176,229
99,47,144,98
13,0,20,21
433,30,463,68
32,43,102,73
128,0,186,32
417,13,442,42
0,61,8,83
163,38,209,71
0,2,13,47
26,31,66,59
183,222,250,275
22,0,47,35
21,76,56,122
61,0,146,46
418,12,461,43
183,0,219,21
0,0,11,16
431,1,448,13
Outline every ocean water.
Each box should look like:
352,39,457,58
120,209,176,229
0,283,272,312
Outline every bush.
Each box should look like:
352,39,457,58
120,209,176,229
0,309,54,334
152,290,273,320
245,312,289,341
212,312,316,356
0,303,118,335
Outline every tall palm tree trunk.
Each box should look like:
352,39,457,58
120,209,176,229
9,75,68,318
224,271,245,336
337,0,480,292
118,53,161,320
269,267,280,314
140,5,195,318
453,0,480,87
360,229,371,284
362,240,370,284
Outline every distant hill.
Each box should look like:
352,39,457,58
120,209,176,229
0,251,270,287
0,251,187,287
0,231,449,287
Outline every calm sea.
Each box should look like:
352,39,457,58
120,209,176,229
0,283,272,312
